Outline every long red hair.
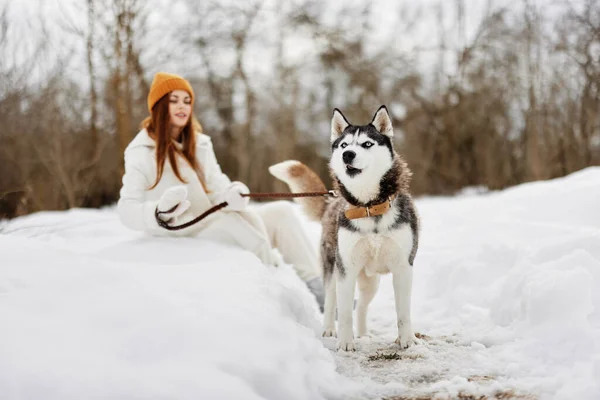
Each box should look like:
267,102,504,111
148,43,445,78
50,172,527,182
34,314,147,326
141,93,208,191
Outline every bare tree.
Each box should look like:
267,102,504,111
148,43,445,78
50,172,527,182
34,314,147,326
521,0,544,181
87,0,98,152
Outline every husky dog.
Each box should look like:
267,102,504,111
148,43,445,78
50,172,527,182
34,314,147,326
269,106,419,351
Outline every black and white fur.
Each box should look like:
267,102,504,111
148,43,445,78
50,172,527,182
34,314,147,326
269,106,419,351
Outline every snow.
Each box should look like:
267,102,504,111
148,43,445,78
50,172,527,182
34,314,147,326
306,167,600,399
2,167,600,399
0,211,353,400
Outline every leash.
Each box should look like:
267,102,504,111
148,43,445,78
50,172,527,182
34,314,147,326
156,190,337,231
242,190,336,199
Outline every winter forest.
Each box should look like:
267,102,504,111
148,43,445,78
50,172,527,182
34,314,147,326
2,1,600,399
1,0,599,218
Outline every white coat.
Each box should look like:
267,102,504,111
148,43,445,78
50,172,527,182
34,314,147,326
117,129,276,264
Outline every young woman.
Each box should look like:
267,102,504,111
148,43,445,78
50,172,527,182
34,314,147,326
117,72,324,310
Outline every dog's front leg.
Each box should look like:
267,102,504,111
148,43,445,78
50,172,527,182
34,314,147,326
392,263,417,349
336,269,358,351
322,276,337,337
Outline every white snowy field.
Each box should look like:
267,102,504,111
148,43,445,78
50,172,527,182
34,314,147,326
2,167,600,399
0,212,353,399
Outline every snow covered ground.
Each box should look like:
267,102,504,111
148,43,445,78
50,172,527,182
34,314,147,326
0,212,353,399
2,167,600,399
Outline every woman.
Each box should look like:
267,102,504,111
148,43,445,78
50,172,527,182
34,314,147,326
117,72,324,310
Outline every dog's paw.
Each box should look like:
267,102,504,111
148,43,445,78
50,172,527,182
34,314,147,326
337,339,356,352
395,332,418,349
322,327,337,337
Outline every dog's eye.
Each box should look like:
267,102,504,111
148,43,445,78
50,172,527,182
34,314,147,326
340,143,348,149
362,142,373,148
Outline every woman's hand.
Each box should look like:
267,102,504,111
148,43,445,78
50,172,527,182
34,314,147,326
155,186,191,224
223,181,250,211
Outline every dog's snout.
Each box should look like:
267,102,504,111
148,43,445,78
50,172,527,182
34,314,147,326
342,151,356,164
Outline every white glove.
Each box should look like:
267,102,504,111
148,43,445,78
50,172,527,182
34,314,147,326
223,181,250,211
155,186,190,224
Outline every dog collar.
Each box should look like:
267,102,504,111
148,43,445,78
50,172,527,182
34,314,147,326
344,195,396,220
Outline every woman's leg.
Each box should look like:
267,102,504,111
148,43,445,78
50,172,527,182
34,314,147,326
254,201,319,280
196,212,276,266
254,201,324,309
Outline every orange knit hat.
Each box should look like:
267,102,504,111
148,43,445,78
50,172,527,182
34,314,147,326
147,72,194,112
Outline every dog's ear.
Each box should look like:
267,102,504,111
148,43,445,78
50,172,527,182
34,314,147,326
331,108,350,142
371,105,393,137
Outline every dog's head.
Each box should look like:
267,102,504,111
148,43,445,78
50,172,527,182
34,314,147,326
329,106,395,191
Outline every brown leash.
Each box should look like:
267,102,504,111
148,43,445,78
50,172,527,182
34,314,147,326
156,190,337,231
242,190,336,199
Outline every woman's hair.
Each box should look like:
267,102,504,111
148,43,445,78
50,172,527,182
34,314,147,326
141,93,208,191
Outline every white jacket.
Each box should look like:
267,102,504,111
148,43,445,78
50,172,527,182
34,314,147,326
117,129,273,260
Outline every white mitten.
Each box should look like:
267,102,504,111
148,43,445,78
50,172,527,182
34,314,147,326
155,186,190,224
223,181,250,211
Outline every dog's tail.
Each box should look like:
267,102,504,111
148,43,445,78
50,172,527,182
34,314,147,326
269,160,328,222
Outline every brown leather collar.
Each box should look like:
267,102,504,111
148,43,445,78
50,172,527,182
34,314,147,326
344,195,396,220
